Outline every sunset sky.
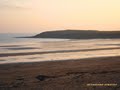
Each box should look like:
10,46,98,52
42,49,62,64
0,0,120,33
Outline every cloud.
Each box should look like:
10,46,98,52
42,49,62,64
0,4,28,9
0,0,30,10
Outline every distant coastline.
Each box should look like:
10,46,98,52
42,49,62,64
19,30,120,39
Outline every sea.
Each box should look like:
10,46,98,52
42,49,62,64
0,33,120,64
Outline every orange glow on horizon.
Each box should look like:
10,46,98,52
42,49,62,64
0,0,120,33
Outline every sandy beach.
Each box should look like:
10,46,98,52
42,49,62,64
0,56,120,90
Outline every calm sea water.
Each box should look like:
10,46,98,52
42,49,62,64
0,33,120,64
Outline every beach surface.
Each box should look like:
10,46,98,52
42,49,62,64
0,56,120,90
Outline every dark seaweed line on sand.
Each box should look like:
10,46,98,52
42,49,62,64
36,70,120,81
0,47,120,57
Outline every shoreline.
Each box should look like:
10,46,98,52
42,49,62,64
0,56,120,89
0,55,120,65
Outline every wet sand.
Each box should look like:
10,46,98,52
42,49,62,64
0,56,120,90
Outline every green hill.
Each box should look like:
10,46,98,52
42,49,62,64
32,30,120,39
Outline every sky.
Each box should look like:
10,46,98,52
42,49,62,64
0,0,120,33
